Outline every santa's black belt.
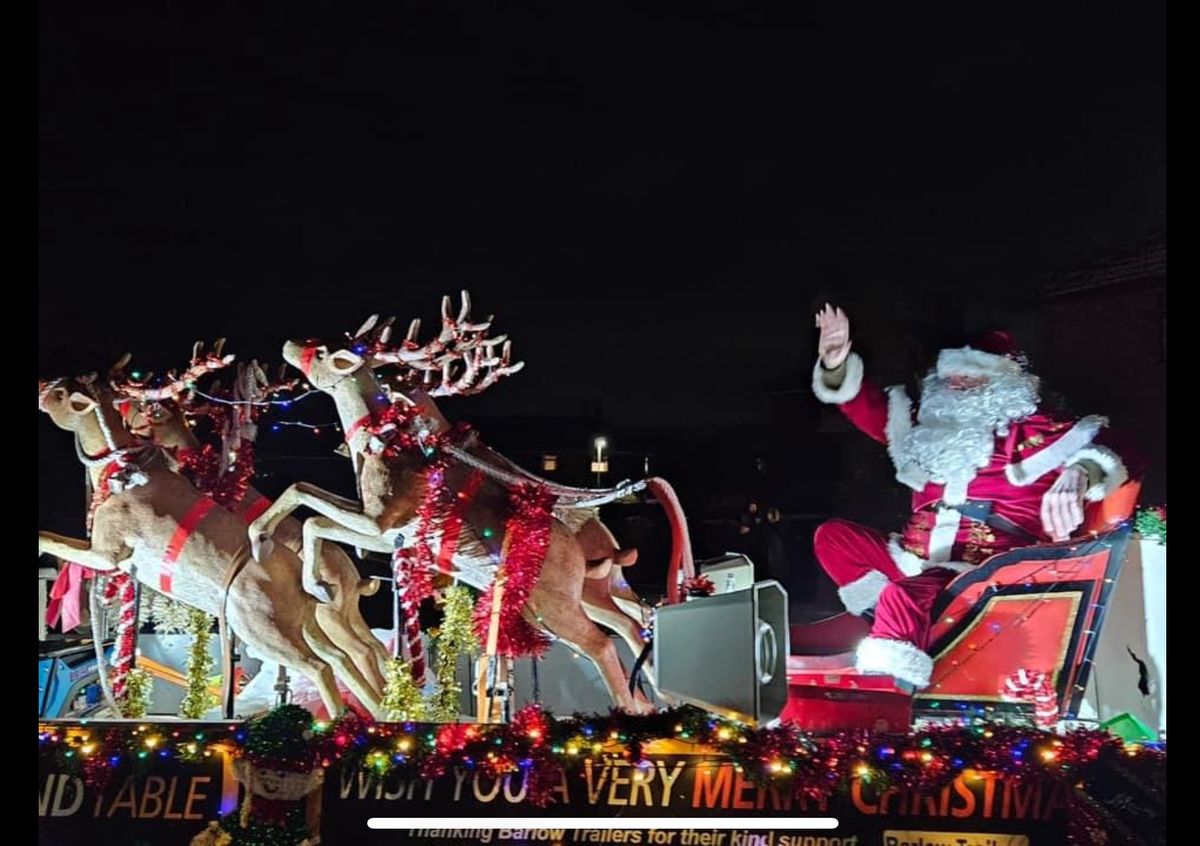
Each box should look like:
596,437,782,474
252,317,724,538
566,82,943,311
941,500,1038,544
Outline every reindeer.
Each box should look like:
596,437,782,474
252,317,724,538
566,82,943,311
247,293,694,714
37,373,386,718
108,344,391,700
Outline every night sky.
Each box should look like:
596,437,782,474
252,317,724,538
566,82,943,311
39,6,1165,537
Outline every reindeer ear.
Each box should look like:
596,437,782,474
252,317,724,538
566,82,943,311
328,349,364,375
333,443,351,458
68,392,97,414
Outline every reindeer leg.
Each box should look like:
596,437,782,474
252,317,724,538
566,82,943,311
526,601,652,714
315,604,388,703
299,516,393,602
38,532,120,572
303,617,384,719
249,483,382,563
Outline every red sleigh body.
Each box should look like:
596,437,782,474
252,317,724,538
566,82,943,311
780,483,1140,731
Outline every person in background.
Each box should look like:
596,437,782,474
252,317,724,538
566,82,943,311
763,507,790,584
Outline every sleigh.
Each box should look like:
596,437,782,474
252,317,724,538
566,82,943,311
779,482,1145,732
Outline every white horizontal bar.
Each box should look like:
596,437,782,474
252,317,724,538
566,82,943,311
369,818,839,830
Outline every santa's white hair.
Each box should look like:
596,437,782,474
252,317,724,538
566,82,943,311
887,367,1040,492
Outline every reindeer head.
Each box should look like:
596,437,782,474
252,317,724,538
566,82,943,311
281,337,369,394
109,343,234,445
38,375,104,432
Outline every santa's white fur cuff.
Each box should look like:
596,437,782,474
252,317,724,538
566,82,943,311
1068,444,1130,502
812,353,864,405
837,570,891,616
855,636,934,689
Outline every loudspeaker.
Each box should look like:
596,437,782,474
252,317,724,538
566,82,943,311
653,580,789,726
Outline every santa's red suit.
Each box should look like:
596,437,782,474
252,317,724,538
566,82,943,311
811,333,1129,690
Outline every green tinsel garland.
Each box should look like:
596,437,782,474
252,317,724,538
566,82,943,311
242,704,316,768
1135,505,1167,546
430,585,479,721
122,667,153,718
196,706,317,846
215,807,310,846
180,608,218,719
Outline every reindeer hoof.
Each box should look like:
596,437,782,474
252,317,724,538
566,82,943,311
303,575,334,604
250,533,274,563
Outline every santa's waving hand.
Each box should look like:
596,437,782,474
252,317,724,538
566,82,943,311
808,305,1129,691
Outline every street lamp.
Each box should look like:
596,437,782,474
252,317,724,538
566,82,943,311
591,436,609,485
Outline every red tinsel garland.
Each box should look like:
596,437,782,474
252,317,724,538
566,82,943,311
411,462,456,600
472,484,558,659
172,442,256,509
85,460,121,533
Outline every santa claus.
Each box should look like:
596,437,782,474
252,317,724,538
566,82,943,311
811,305,1130,691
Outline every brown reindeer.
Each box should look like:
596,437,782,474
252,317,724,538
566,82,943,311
247,294,694,714
37,373,386,718
108,345,390,700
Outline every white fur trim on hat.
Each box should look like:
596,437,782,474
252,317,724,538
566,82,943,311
837,570,892,616
811,352,864,405
1005,415,1108,487
936,346,1023,380
855,636,934,689
1067,444,1130,502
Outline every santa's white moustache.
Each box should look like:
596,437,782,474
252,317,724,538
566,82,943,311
889,370,1040,485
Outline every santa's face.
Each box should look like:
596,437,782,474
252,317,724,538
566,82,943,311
947,374,989,391
889,368,1041,488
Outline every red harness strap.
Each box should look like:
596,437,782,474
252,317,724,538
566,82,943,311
344,413,374,445
161,497,218,592
299,346,318,377
242,496,272,524
436,470,487,573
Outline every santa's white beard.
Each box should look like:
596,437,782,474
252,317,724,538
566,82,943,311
889,371,1040,491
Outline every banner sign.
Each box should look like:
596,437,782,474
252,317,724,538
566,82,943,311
38,742,1165,845
38,746,234,846
322,757,1071,845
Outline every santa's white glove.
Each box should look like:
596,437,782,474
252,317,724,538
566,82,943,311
1040,465,1089,542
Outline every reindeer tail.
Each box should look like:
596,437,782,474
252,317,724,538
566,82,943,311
645,477,694,604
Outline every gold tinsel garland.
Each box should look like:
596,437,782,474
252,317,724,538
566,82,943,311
381,657,428,721
122,667,153,718
179,608,218,719
381,584,479,721
430,585,479,721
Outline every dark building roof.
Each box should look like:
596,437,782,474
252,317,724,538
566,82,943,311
1043,233,1166,300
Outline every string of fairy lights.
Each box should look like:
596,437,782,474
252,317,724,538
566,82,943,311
38,703,1164,807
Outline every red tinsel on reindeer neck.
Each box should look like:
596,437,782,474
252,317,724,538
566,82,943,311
358,397,559,660
171,442,256,509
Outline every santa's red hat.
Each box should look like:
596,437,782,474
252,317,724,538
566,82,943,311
936,330,1026,379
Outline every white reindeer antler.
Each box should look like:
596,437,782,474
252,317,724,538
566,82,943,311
363,291,524,396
